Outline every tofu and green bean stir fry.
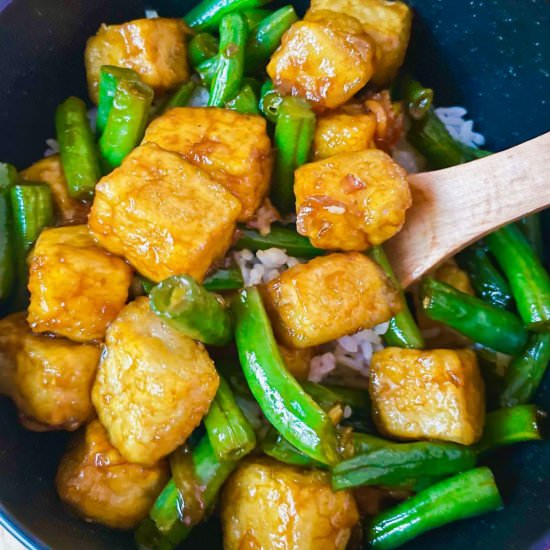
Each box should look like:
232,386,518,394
1,0,549,548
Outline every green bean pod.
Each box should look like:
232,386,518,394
203,266,244,291
149,274,232,346
232,287,340,466
55,96,102,199
475,404,543,454
370,246,425,349
259,80,283,123
188,33,219,67
204,376,257,461
518,215,544,258
208,14,248,108
184,0,270,32
196,55,219,88
235,223,323,259
500,333,550,407
261,427,325,468
160,80,197,113
99,79,154,172
420,277,527,355
245,6,298,73
301,381,370,414
225,83,260,114
332,441,477,490
398,76,434,120
367,467,503,550
456,244,513,309
271,96,316,213
96,65,140,136
486,224,550,331
0,164,18,302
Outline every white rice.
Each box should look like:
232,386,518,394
43,138,59,157
234,248,301,286
145,8,159,18
434,106,486,148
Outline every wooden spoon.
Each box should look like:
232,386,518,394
385,131,550,288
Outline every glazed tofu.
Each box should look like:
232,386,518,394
278,344,315,380
295,149,411,251
267,11,375,111
0,313,99,431
221,458,358,550
261,253,400,348
313,111,377,160
21,155,90,225
92,298,219,465
143,107,273,221
27,225,132,342
369,348,485,445
88,143,241,283
85,18,189,103
310,0,412,85
56,420,169,529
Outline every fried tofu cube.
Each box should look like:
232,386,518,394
310,0,412,85
56,420,169,529
0,313,99,431
92,297,219,465
143,108,272,221
295,149,411,251
27,225,132,342
313,111,377,160
85,18,189,103
21,155,90,225
221,458,358,550
267,11,375,111
278,344,315,380
370,348,485,445
88,143,241,283
261,252,400,348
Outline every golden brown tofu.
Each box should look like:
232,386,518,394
278,344,316,380
310,0,412,85
370,348,485,445
261,253,400,348
267,11,375,111
56,420,169,529
0,313,99,431
313,111,377,160
92,297,219,465
85,18,189,103
143,107,272,221
221,458,358,550
21,155,90,225
27,225,132,342
88,143,241,283
295,149,411,251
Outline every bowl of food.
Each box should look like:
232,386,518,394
0,0,549,549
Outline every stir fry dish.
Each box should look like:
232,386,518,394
1,0,549,549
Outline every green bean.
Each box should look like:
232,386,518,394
225,83,260,114
301,381,370,414
149,274,232,346
243,8,272,30
271,96,315,213
96,65,139,136
232,287,340,465
420,277,527,355
370,246,425,349
0,164,18,302
261,427,325,468
518,215,544,258
184,0,270,32
235,223,323,259
55,96,101,199
332,441,477,490
486,224,550,331
398,76,434,120
208,14,248,107
259,79,282,123
160,80,197,113
245,6,298,73
203,266,244,291
99,79,153,171
204,377,257,461
500,333,550,407
196,55,218,88
10,183,54,307
367,467,503,550
475,405,543,454
456,244,513,310
188,33,219,67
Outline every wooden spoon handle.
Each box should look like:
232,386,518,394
386,131,550,288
